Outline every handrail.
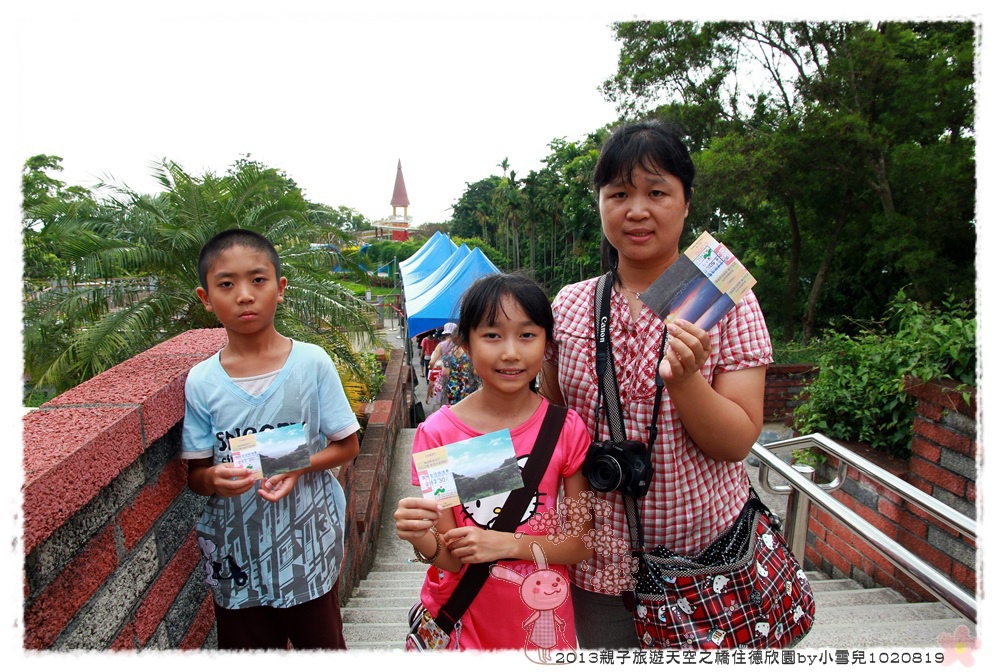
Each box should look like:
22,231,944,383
751,438,977,623
762,433,976,539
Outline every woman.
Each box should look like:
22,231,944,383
540,120,773,648
440,334,479,406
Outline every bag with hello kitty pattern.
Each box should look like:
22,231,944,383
628,487,815,649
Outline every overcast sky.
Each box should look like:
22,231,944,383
6,1,630,227
7,1,991,228
3,0,997,663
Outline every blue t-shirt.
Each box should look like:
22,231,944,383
181,340,360,609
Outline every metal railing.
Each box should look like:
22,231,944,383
751,433,977,623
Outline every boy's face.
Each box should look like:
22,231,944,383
196,245,286,335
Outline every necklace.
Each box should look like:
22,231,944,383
618,283,642,301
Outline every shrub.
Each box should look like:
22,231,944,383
792,291,975,458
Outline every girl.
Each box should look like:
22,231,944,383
394,274,593,652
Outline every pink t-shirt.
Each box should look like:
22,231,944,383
409,399,590,651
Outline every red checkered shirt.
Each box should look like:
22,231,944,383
547,276,773,595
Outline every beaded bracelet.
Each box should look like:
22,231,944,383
413,527,441,564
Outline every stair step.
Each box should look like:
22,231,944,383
814,601,961,624
342,606,413,624
343,594,420,609
809,578,864,592
352,575,425,588
352,585,424,599
343,622,409,645
812,587,908,607
369,567,428,578
349,641,407,651
800,618,975,648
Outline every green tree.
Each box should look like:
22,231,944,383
22,155,97,283
22,158,383,399
493,158,527,270
450,177,501,245
601,21,976,340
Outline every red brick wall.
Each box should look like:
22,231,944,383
21,329,409,650
804,379,977,602
764,363,818,424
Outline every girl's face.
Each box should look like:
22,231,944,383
466,295,546,397
598,163,690,273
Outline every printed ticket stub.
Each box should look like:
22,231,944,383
413,429,523,508
228,422,311,480
641,231,757,330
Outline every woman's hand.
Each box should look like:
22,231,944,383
394,497,442,543
658,318,710,381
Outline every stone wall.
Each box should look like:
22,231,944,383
804,379,977,603
21,329,409,650
764,363,818,424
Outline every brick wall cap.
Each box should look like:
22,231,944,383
903,377,976,417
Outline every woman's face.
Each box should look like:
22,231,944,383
598,163,690,273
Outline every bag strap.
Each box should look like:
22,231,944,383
434,403,568,635
593,273,667,550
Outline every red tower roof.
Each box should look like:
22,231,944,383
391,159,410,207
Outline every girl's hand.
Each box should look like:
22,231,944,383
658,318,710,381
394,497,442,543
212,464,257,498
441,527,511,564
258,471,300,502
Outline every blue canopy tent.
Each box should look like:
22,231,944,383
404,247,500,336
399,233,457,287
403,243,470,304
397,230,442,273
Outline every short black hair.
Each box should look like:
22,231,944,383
594,119,695,198
198,229,281,289
594,120,695,274
456,273,554,345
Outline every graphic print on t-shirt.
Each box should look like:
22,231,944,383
461,455,542,529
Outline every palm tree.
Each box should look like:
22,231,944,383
493,158,526,270
23,158,384,400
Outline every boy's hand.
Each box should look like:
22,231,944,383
394,497,441,543
212,464,257,498
258,471,300,502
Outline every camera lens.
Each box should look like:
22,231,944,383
588,454,624,492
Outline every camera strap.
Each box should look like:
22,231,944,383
593,272,668,551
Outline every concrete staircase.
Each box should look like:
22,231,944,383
797,573,973,648
342,397,976,650
342,561,426,650
343,567,975,651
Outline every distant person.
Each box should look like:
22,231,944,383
440,325,479,406
394,274,594,652
426,322,457,405
419,329,442,380
540,120,773,648
180,229,360,650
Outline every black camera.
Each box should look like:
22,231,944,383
583,440,654,498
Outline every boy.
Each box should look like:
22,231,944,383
181,229,360,650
